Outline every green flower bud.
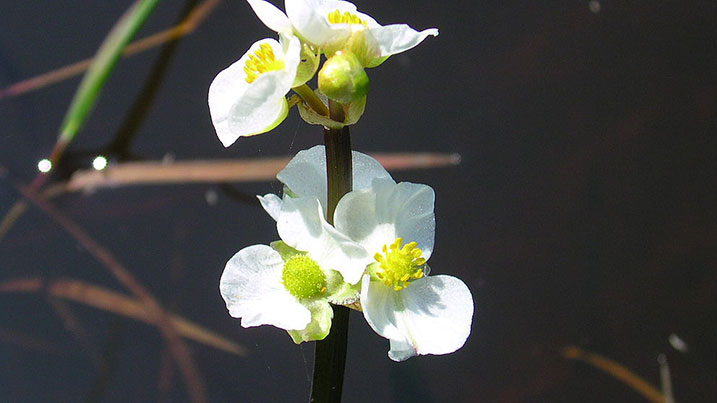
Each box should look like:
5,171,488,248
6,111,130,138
318,50,370,104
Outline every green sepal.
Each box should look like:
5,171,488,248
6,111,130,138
282,185,298,199
343,95,366,125
287,301,333,343
366,55,390,68
293,42,321,87
297,89,366,128
325,269,361,306
270,241,302,262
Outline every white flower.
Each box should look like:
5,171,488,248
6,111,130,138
257,147,473,359
247,0,438,67
333,178,474,361
257,145,395,284
208,34,300,147
219,241,354,342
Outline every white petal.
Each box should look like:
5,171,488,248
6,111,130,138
209,38,299,145
276,145,394,210
226,79,289,141
208,59,251,146
286,0,351,47
277,196,371,284
388,339,417,362
257,193,283,221
247,0,293,33
334,180,435,260
368,25,438,58
362,275,473,361
360,274,406,342
219,245,311,330
279,32,303,72
277,146,328,207
352,148,394,188
396,276,473,358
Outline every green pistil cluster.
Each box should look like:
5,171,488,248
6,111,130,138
373,238,426,291
282,255,328,299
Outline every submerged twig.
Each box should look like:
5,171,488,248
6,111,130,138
47,296,102,368
562,346,665,403
10,183,208,403
1,277,245,356
62,152,462,192
0,327,67,355
0,201,28,242
658,354,676,403
0,152,458,242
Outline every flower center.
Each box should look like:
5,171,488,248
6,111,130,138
244,43,285,84
327,9,368,26
282,255,327,299
372,238,426,291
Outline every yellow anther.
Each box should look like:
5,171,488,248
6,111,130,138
327,9,368,26
372,237,426,292
244,43,285,84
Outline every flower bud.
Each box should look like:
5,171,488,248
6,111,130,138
318,50,370,104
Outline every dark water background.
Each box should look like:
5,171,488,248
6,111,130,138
1,0,716,401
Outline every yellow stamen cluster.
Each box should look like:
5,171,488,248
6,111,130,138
327,9,368,26
373,238,426,291
244,43,284,84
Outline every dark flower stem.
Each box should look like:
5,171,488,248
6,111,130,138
310,100,351,403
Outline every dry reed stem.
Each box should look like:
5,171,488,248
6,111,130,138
562,346,665,403
62,152,462,191
0,0,221,100
0,277,244,356
12,184,208,403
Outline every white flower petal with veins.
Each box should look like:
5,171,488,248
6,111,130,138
276,145,394,213
247,0,293,33
277,196,371,284
220,245,311,330
334,179,435,260
330,178,471,361
258,193,283,221
368,25,439,59
361,274,473,361
208,35,300,146
247,0,437,65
